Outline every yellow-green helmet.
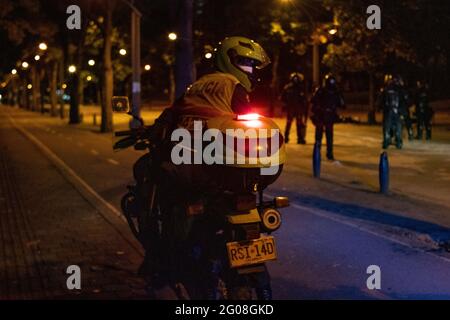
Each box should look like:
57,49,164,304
215,36,270,92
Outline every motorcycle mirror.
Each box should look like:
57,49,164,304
112,96,130,113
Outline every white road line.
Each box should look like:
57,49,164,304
90,149,99,156
266,193,450,264
5,112,143,257
107,158,120,166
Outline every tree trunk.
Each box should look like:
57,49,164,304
11,78,18,107
101,0,114,133
169,65,175,104
50,61,58,116
367,72,376,124
269,47,280,117
20,80,27,109
312,42,320,88
59,52,66,118
69,71,80,124
174,0,194,99
39,69,45,113
31,66,42,112
78,77,84,106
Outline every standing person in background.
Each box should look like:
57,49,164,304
378,74,407,149
281,72,308,144
398,76,414,141
414,80,433,140
310,74,345,160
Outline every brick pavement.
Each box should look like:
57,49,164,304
0,114,148,299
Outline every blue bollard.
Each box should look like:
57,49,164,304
313,142,321,178
379,151,389,194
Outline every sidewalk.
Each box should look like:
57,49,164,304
0,110,147,299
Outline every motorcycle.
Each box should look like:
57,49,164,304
111,96,289,300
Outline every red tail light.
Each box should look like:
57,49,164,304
236,113,260,121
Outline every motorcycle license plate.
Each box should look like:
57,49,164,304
226,236,277,268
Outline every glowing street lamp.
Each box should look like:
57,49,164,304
39,42,48,51
34,55,41,61
27,84,33,90
61,84,67,89
144,64,151,71
168,32,177,41
88,59,95,66
328,28,338,35
119,49,127,56
21,61,29,69
11,69,17,75
86,75,92,81
205,52,212,59
68,65,77,73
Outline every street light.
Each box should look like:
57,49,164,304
88,59,95,66
39,42,48,51
86,75,92,81
144,64,151,71
11,69,17,75
62,84,67,89
27,84,33,90
34,55,41,61
328,28,337,35
119,49,127,56
21,61,29,69
205,52,212,59
68,65,76,73
168,32,177,41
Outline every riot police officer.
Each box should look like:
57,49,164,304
379,74,407,149
398,76,414,141
414,80,433,140
281,72,308,144
310,74,345,160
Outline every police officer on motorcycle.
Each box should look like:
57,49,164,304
143,36,272,297
414,80,433,140
281,72,308,144
378,74,407,149
310,74,345,161
150,36,272,191
153,36,269,138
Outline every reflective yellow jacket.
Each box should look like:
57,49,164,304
174,72,243,129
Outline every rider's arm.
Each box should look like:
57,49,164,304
150,104,179,144
231,84,251,114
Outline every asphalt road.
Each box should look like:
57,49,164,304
1,106,449,299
